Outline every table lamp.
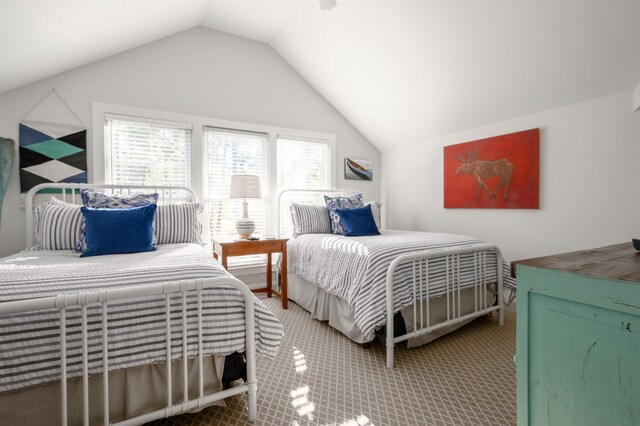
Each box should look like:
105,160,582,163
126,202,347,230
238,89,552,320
230,174,262,239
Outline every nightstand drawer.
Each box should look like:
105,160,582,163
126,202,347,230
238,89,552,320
249,240,285,253
219,240,284,256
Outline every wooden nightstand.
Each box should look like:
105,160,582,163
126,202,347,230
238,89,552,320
212,238,289,309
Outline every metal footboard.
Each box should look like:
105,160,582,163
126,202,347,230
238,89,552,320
0,276,257,425
385,244,504,369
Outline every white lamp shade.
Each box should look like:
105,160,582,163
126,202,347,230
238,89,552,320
230,175,262,199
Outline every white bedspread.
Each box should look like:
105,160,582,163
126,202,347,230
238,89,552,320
287,230,502,340
0,244,284,392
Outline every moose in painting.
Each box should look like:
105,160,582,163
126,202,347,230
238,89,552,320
455,152,515,201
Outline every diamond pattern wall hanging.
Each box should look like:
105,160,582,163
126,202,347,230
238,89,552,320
19,122,87,192
18,89,87,193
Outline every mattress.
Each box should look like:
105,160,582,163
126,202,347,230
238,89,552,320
287,230,506,340
0,243,284,393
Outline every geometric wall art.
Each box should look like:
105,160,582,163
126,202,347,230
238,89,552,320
18,89,87,193
444,128,539,209
19,121,87,193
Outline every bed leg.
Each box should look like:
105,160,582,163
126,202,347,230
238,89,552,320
497,250,505,326
386,262,396,369
247,379,257,422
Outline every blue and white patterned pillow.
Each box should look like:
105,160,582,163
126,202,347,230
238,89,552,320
81,190,159,208
324,193,364,235
76,190,159,252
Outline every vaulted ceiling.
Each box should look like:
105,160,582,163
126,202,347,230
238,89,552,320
1,0,639,151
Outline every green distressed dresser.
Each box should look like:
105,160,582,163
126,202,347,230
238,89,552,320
513,243,640,426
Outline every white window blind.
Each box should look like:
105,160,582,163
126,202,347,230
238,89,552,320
104,115,193,188
277,136,332,237
204,127,270,265
277,137,332,191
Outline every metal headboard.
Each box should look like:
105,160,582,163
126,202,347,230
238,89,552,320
277,188,360,239
25,183,197,247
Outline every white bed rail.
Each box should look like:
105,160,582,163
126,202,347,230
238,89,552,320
385,244,504,368
25,183,197,247
0,276,257,426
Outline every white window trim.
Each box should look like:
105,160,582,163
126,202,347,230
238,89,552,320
92,102,336,270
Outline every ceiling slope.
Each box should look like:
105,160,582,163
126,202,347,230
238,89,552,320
200,1,304,43
0,0,208,94
1,1,639,152
270,1,640,150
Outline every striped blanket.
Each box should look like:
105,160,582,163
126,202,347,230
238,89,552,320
0,244,284,393
288,230,513,340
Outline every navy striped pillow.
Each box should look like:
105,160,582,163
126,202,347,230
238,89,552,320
35,203,83,250
289,203,332,237
155,203,204,244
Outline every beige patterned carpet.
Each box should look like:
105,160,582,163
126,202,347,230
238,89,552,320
149,297,516,426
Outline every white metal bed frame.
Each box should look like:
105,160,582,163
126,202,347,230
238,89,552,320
6,183,259,425
385,244,504,368
278,189,504,369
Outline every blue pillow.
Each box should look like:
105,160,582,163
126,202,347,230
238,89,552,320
335,205,381,237
80,204,157,257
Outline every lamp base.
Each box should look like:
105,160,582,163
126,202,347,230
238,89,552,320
236,218,255,240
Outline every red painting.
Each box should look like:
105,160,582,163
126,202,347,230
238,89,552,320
444,129,539,209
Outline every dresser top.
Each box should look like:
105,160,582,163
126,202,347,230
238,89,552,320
513,243,640,283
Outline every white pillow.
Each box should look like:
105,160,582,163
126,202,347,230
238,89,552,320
50,196,81,208
366,200,382,230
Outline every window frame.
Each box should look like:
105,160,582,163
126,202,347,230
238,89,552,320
92,102,336,264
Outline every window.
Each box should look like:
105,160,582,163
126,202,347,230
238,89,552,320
104,114,192,188
277,136,332,237
98,103,335,268
277,137,332,191
204,127,270,246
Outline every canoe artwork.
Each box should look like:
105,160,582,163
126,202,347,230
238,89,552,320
345,158,373,181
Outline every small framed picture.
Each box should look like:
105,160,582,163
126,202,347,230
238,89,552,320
344,158,373,181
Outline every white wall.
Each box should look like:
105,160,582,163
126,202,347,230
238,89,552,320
0,26,380,257
382,91,640,262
